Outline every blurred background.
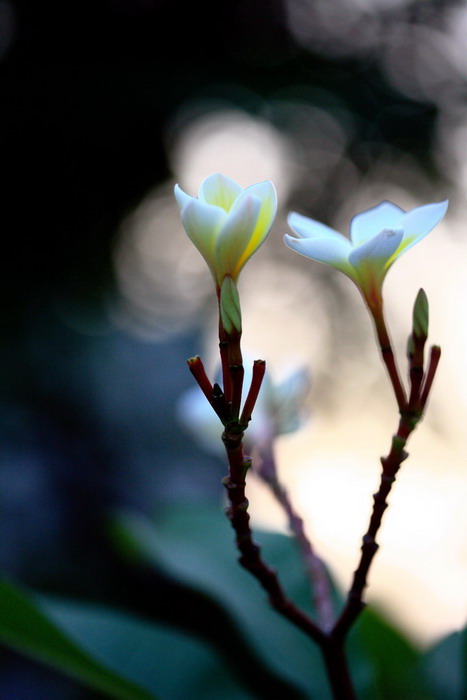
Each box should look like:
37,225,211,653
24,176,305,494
1,0,466,696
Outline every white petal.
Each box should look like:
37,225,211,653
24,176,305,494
174,184,194,211
396,200,448,253
242,180,277,225
231,183,277,271
284,233,354,276
350,201,405,246
288,211,344,241
181,199,226,268
215,194,261,282
198,173,243,211
349,228,404,270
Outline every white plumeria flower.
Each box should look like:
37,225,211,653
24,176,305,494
174,173,277,290
284,199,448,305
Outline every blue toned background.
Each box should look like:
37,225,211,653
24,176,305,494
1,1,466,698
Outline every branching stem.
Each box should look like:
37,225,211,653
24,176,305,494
333,419,412,639
222,431,326,647
187,293,441,700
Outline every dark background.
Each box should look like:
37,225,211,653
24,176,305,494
0,1,458,697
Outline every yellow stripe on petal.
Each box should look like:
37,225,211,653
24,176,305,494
385,234,417,268
233,181,277,277
215,194,262,285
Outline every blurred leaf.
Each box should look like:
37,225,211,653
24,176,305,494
39,597,252,700
0,576,255,700
420,627,467,700
110,503,346,700
114,503,462,700
0,578,156,700
354,606,433,700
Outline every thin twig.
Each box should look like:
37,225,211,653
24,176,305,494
219,340,232,405
256,454,334,631
222,430,326,646
373,314,407,411
240,360,266,427
333,422,411,639
420,345,441,409
230,364,244,419
407,337,426,411
333,336,442,641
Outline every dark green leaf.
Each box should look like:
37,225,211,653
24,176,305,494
420,627,467,700
110,503,338,700
0,578,156,700
354,606,434,700
40,597,252,700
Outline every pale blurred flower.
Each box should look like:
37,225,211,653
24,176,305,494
177,361,311,458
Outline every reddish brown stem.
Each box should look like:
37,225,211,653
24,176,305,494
230,363,244,420
187,356,221,412
190,287,448,698
373,312,407,411
269,476,334,631
187,356,213,398
219,340,233,405
218,318,244,419
408,335,427,411
321,640,358,700
420,345,441,409
333,420,412,639
240,360,266,427
222,430,326,647
332,304,441,640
